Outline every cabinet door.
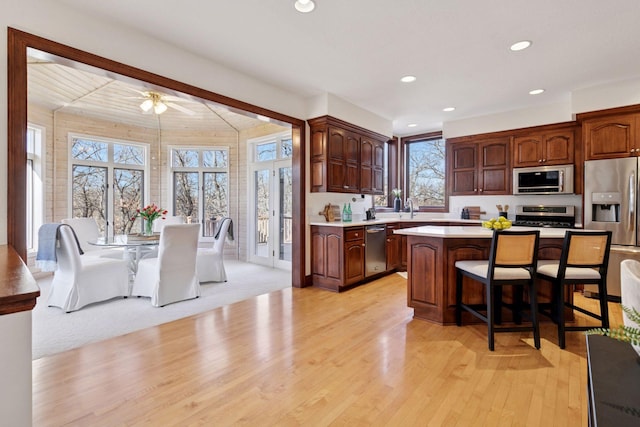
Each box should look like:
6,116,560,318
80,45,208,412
372,139,385,194
543,129,574,165
386,234,401,271
344,241,365,284
478,139,510,195
584,114,638,160
344,132,360,192
513,135,542,167
448,143,478,195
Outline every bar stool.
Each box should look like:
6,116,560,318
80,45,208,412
536,230,612,349
455,230,541,351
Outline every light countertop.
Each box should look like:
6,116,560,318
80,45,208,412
394,225,576,239
309,218,482,227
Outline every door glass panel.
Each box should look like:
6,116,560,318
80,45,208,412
279,166,293,262
113,168,144,235
203,172,228,237
174,172,199,223
72,165,108,233
254,169,270,258
256,142,277,161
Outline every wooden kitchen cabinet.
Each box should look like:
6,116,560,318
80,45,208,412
311,225,364,291
447,137,510,195
513,128,575,167
582,112,640,160
309,116,387,194
385,224,402,271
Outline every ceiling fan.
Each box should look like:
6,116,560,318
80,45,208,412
130,90,197,115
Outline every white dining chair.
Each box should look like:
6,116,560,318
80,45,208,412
61,217,123,259
131,224,201,307
620,259,640,356
196,217,232,283
152,215,184,232
48,224,130,312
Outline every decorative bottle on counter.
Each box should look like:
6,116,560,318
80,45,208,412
342,204,348,221
347,203,352,222
394,197,401,212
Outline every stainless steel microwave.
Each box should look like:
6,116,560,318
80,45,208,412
513,164,574,195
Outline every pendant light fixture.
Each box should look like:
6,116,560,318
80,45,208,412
294,0,315,13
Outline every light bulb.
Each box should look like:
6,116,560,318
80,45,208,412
294,0,315,13
140,99,153,112
154,102,168,114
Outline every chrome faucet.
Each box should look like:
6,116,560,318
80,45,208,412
405,198,414,219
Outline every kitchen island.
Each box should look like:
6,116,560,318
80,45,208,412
394,225,570,325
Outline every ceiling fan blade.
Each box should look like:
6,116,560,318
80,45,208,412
166,102,197,115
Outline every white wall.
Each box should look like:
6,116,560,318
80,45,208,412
0,310,32,427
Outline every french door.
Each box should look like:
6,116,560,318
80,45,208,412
249,160,292,269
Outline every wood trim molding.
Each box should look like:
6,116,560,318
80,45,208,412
0,245,39,315
446,121,577,145
307,115,389,142
576,104,640,122
7,27,307,288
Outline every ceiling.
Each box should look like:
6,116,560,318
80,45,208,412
27,50,270,132
57,0,640,136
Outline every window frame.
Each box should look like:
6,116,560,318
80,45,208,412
67,133,148,237
168,145,230,241
400,131,448,213
26,123,46,252
373,137,398,210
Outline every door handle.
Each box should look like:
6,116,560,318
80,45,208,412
630,173,635,232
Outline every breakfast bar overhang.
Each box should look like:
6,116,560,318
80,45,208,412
395,226,571,325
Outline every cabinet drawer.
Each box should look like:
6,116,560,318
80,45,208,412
345,227,364,241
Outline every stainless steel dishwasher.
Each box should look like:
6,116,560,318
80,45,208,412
365,224,386,277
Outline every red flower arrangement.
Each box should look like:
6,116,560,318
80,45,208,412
132,204,168,235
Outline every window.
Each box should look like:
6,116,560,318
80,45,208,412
27,124,45,251
374,139,393,208
170,147,229,237
402,133,446,211
70,135,146,236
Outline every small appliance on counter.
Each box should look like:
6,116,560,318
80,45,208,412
513,205,576,228
365,208,376,220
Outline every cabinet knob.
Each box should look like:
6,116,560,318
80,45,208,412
344,185,349,189
631,149,635,153
542,158,546,162
538,159,543,163
354,233,359,237
474,188,478,192
362,243,365,247
479,189,484,192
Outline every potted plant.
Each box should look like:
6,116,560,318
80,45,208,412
586,305,640,356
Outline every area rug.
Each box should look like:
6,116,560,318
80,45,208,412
32,260,291,360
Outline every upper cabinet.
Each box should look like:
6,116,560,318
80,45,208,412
513,128,575,167
582,112,640,160
447,136,511,195
309,116,387,194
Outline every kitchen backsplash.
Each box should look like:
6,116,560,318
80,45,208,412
309,192,583,223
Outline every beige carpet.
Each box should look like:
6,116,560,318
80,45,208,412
32,260,291,360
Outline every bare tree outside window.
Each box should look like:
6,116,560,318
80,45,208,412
406,138,445,207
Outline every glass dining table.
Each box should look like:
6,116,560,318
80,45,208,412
87,234,160,277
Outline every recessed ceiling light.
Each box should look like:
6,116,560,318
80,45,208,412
443,107,456,112
408,123,417,128
400,75,417,83
529,89,545,95
510,40,532,51
294,0,315,13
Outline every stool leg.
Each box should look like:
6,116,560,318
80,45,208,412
456,270,463,326
512,286,523,325
487,283,495,351
494,286,503,325
598,280,610,329
556,281,566,349
529,280,540,349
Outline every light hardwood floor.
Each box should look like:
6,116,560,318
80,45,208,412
32,274,622,426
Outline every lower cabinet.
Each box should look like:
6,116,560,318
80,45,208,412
386,224,402,271
312,225,365,292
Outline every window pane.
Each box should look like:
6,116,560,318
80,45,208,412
72,165,108,232
279,166,293,262
407,138,446,207
256,142,277,161
113,168,144,235
203,150,228,168
172,149,199,167
281,139,293,159
72,138,108,162
203,172,228,237
174,172,199,222
114,144,144,165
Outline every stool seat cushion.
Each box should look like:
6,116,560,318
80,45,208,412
455,260,532,280
537,260,601,280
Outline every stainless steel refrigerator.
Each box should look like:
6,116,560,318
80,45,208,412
584,157,640,299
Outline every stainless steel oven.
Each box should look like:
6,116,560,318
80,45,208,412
513,205,576,228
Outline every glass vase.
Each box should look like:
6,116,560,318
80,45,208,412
144,219,154,236
394,197,402,212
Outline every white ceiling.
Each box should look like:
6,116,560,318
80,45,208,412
58,0,640,135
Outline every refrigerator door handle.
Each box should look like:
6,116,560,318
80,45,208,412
630,172,635,232
559,170,564,192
